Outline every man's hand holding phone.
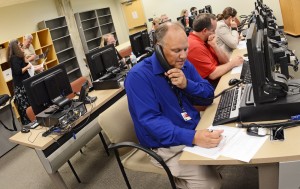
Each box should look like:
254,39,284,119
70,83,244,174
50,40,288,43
165,68,187,89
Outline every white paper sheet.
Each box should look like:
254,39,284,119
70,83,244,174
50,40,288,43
27,63,34,77
183,125,268,162
183,126,240,159
221,131,268,162
237,40,247,49
231,56,249,74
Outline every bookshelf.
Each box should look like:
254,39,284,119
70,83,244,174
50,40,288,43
74,7,118,53
38,16,82,82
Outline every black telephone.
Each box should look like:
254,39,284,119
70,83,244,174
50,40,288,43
154,45,172,72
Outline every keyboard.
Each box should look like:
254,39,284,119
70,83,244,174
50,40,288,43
240,60,252,84
212,87,242,126
99,72,116,80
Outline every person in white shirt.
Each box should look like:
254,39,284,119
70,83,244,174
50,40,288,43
215,7,240,57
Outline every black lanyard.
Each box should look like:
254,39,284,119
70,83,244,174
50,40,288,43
165,75,186,113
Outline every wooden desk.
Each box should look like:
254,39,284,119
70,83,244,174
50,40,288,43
9,88,125,189
178,48,300,189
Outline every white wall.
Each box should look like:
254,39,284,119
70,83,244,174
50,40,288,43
0,0,129,44
0,0,58,42
142,0,283,29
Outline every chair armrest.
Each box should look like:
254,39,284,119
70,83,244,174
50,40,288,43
109,141,164,165
109,141,176,189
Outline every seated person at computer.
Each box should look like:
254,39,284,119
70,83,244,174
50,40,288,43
8,40,32,125
125,21,222,189
148,17,161,47
100,33,127,69
216,7,240,57
190,7,198,16
22,34,44,74
187,13,243,87
179,9,191,28
160,14,170,23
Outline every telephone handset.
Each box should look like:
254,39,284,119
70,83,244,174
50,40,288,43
154,45,172,72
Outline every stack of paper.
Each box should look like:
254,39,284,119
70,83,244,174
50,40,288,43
183,125,268,162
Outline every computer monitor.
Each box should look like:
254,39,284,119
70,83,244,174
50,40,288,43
246,23,272,104
98,44,119,70
198,8,205,14
23,63,73,115
246,23,287,104
205,5,212,14
129,30,151,57
85,47,106,81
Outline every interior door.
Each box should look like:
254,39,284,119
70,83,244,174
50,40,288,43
121,0,147,34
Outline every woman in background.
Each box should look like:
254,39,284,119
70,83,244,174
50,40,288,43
8,40,31,125
100,33,122,60
215,7,240,57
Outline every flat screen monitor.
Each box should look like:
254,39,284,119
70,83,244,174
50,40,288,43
246,23,271,104
199,8,205,14
129,29,151,57
205,5,212,14
85,47,106,81
99,44,119,70
23,63,73,115
85,44,119,81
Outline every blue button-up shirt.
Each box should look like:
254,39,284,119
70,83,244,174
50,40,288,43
125,53,214,148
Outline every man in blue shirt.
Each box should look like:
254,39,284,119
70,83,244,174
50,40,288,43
125,22,223,189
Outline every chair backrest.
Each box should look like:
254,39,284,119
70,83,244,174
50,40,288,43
26,106,36,122
67,76,88,99
98,95,138,154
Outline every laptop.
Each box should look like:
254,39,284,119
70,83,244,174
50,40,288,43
35,47,49,61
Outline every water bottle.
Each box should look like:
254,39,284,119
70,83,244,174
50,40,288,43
130,52,137,66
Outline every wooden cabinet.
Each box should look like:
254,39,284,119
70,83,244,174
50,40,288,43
75,7,118,53
0,29,58,118
279,0,300,36
0,29,57,97
0,41,11,96
38,16,82,82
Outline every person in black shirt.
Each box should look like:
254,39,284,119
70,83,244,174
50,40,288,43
8,39,31,125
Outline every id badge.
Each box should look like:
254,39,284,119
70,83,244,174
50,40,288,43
181,112,192,121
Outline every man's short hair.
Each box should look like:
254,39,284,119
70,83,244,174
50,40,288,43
193,13,216,32
155,22,184,45
24,34,33,41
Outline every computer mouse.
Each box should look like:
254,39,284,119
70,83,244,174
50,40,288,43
228,78,240,86
246,127,259,136
246,127,267,137
21,128,30,133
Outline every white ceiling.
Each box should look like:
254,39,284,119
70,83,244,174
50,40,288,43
0,0,37,8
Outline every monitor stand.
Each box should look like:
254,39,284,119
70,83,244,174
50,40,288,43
239,79,300,122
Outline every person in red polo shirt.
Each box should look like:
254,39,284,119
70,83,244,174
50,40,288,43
187,13,243,87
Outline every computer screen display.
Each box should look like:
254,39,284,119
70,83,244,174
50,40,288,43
23,63,72,115
129,29,151,57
